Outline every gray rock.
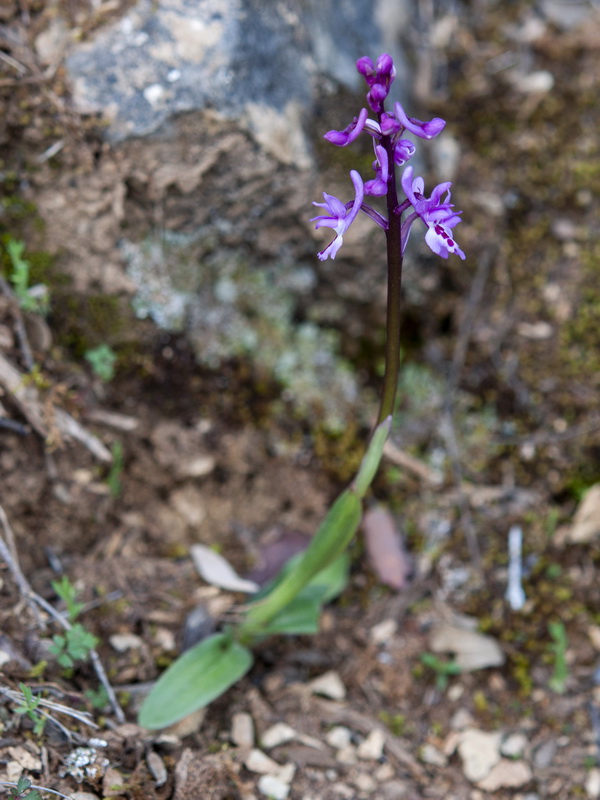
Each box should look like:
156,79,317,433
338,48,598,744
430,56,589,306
66,0,405,146
36,0,419,427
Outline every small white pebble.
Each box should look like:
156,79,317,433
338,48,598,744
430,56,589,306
335,744,357,765
276,764,296,784
261,723,296,749
501,733,528,759
370,618,397,645
146,751,167,787
70,794,101,800
153,627,176,651
308,670,346,700
357,729,385,761
231,712,254,748
143,83,164,106
374,763,395,781
353,772,376,792
245,749,280,775
258,775,290,800
586,768,600,799
109,633,143,652
420,742,447,767
326,726,353,750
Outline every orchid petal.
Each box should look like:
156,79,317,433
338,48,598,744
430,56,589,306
394,102,446,139
324,108,369,147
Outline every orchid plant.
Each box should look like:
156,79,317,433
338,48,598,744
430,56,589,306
139,53,465,730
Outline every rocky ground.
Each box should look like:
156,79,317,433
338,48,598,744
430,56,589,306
2,1,600,799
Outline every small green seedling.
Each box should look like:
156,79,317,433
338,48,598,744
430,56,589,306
548,620,568,694
420,652,462,690
3,776,43,800
49,624,99,669
48,577,99,668
4,238,50,315
51,576,85,621
13,683,45,736
85,344,117,382
106,440,124,498
85,685,110,710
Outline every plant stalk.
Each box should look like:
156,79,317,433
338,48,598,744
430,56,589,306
376,133,404,425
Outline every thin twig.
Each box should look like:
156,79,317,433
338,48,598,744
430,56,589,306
383,439,443,485
0,506,125,723
0,275,35,371
0,505,43,625
0,782,74,800
0,686,98,728
0,352,112,461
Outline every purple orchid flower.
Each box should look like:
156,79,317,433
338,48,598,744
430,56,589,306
311,170,365,260
400,166,465,259
394,101,446,140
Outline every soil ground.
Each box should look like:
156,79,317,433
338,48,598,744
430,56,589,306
2,2,600,799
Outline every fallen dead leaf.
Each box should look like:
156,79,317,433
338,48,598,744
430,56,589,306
362,505,412,591
190,544,259,594
429,623,505,671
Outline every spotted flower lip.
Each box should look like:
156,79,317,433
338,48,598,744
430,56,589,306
400,166,465,259
310,170,365,261
394,101,446,140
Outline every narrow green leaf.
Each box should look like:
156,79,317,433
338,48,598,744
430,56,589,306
240,490,361,639
253,553,349,605
139,633,253,729
260,590,323,635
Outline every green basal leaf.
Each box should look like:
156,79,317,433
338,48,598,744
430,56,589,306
253,552,349,605
240,489,362,639
139,632,253,730
259,588,324,635
310,552,349,603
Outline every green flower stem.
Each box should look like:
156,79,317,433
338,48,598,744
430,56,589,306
376,134,404,426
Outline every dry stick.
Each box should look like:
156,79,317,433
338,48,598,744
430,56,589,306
0,504,43,626
0,505,125,724
0,685,98,732
441,247,496,568
0,275,35,371
0,351,113,462
0,782,74,800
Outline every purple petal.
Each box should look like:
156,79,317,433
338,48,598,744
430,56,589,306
393,139,416,166
324,107,369,147
394,102,446,139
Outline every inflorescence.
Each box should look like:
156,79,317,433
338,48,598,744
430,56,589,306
311,53,465,262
